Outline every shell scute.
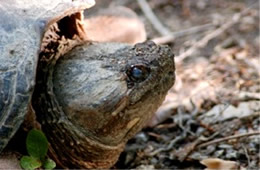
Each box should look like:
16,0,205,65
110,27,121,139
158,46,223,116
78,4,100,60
0,0,95,152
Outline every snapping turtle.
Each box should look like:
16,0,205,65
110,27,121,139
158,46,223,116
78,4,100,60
0,0,175,168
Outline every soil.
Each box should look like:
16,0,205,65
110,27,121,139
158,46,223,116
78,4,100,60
104,0,259,169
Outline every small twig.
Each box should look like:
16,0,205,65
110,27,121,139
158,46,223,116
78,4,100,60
148,132,187,156
199,132,220,142
175,138,202,162
242,145,251,167
137,0,171,36
176,107,196,136
173,132,220,161
238,92,260,100
175,3,256,63
152,23,216,44
197,131,260,149
190,99,199,117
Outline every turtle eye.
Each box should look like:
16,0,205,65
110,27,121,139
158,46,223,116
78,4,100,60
127,65,150,82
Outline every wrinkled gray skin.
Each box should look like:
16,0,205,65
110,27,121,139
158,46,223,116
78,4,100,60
53,42,174,145
0,0,94,152
32,41,175,168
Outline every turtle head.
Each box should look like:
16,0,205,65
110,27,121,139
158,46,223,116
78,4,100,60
52,41,175,145
33,40,174,168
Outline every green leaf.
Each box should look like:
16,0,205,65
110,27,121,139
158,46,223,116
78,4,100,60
43,158,56,170
20,156,42,170
26,129,48,159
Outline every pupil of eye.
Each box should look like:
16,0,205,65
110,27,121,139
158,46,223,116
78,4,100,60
132,67,143,78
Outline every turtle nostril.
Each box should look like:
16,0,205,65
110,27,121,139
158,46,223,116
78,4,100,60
146,40,157,49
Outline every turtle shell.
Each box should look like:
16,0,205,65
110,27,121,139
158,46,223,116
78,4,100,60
0,0,95,152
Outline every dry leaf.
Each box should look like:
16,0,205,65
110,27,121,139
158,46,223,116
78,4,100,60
199,101,260,124
201,158,239,170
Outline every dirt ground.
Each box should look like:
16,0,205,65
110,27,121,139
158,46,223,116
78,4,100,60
99,0,259,169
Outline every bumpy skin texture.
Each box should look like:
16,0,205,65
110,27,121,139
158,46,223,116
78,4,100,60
32,41,175,168
0,0,95,152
